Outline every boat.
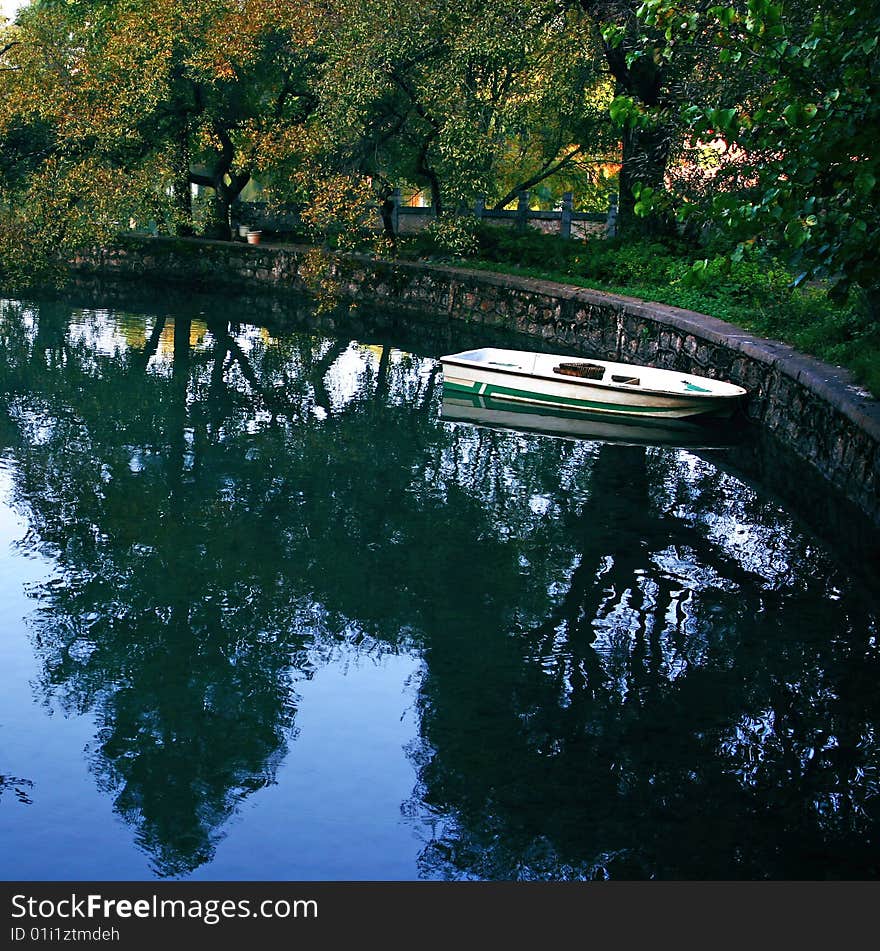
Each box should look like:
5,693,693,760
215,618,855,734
439,347,747,419
441,392,743,449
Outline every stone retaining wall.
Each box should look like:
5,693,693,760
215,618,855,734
75,234,880,526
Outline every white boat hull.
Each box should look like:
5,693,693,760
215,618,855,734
440,348,746,419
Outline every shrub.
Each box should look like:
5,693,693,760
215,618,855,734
415,216,481,257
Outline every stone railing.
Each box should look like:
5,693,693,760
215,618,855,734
74,235,880,526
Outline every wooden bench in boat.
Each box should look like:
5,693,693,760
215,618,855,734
553,362,641,386
553,362,606,380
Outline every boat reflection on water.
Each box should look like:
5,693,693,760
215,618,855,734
440,389,746,449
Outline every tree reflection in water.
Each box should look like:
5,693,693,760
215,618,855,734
413,441,880,879
0,292,877,879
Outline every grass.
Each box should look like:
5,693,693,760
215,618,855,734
398,224,880,399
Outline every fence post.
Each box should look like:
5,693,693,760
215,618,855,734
474,195,485,220
516,190,530,232
390,187,401,235
560,191,573,239
606,192,618,238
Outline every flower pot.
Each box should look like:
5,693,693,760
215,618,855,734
238,224,250,238
246,230,262,245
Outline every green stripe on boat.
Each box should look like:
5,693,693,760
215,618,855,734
442,380,688,415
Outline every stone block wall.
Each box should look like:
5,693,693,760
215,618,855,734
74,235,880,526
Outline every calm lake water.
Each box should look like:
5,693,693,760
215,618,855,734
0,285,877,880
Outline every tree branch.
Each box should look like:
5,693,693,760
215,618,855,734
492,145,585,210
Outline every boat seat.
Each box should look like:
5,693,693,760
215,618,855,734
554,362,605,380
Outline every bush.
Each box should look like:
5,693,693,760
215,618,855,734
472,224,582,273
399,216,481,259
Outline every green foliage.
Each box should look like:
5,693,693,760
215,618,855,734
312,0,614,215
418,217,481,258
470,224,588,273
0,0,319,279
626,0,880,312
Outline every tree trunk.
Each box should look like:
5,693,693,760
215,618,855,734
378,194,398,252
426,172,443,219
202,186,231,241
171,131,194,237
417,137,443,218
193,171,250,242
586,4,676,238
190,123,250,240
617,123,675,237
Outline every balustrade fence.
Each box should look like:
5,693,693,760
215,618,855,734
232,190,618,240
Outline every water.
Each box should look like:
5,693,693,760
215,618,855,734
0,286,877,881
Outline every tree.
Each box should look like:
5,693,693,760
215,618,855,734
568,0,765,238
648,0,880,316
299,0,613,235
0,0,320,280
571,0,684,235
597,0,878,314
1,0,618,268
